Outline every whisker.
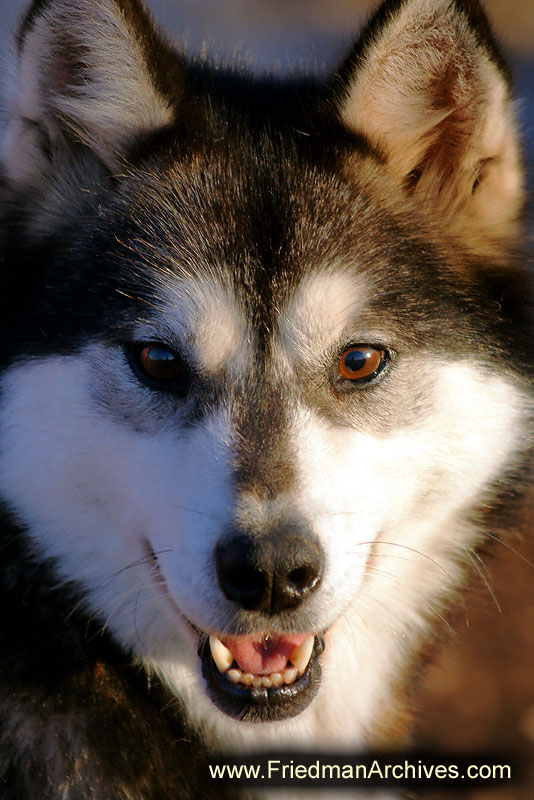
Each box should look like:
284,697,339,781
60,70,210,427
465,549,502,614
357,539,456,586
161,501,220,520
109,548,174,580
481,530,534,569
428,603,454,633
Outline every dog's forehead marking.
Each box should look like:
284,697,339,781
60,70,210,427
276,270,365,364
158,274,251,373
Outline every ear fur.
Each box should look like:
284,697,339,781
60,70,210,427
1,0,179,187
337,0,524,248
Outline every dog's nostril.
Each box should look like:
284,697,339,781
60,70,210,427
278,542,322,609
226,566,265,596
215,536,269,610
230,567,259,592
287,565,319,593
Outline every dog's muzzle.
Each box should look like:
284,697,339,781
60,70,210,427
200,525,325,720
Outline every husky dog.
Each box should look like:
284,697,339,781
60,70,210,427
0,0,532,797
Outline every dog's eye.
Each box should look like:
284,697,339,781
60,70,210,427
129,343,186,390
139,344,182,381
338,346,387,383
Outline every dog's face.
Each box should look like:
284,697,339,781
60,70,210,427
0,0,531,746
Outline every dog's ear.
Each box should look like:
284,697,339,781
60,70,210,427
2,0,180,187
336,0,523,246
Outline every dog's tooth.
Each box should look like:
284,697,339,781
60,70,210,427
289,635,314,674
270,672,284,687
227,669,242,683
209,636,234,672
252,676,263,688
261,676,272,688
241,673,255,686
283,667,298,685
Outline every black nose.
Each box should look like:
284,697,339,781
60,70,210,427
215,527,323,614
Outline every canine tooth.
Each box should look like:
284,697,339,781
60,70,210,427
289,635,314,674
241,673,255,686
261,676,272,688
227,669,242,684
270,672,284,687
209,636,234,672
283,667,298,685
252,676,263,688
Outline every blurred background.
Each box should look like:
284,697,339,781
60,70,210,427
1,1,533,798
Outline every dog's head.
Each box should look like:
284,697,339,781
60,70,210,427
0,0,531,744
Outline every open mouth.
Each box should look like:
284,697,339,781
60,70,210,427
198,631,325,722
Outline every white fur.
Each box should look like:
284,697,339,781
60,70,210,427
158,277,252,376
0,330,528,756
278,270,366,362
0,2,530,798
2,0,173,182
340,0,523,244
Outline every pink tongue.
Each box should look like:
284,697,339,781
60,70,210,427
221,633,309,675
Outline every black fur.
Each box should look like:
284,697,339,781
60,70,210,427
0,0,532,797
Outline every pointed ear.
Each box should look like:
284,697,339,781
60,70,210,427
337,0,524,246
2,0,180,187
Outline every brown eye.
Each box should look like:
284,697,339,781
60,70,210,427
338,346,387,382
138,344,183,382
